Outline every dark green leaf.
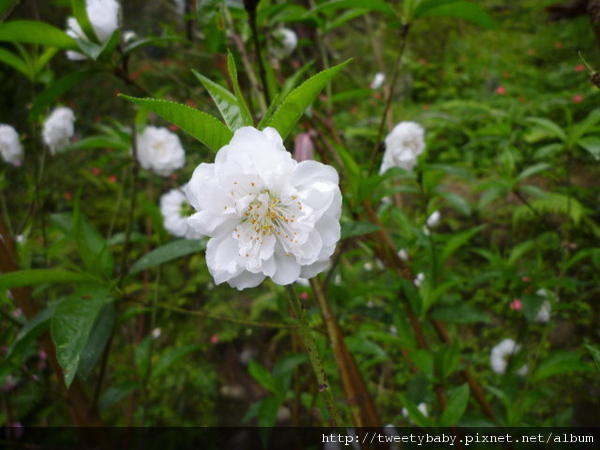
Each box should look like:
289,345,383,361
135,336,152,378
151,344,202,380
429,305,491,324
263,59,351,139
99,381,141,412
71,0,98,43
398,395,433,427
586,344,600,371
248,359,278,396
439,383,470,426
414,1,495,29
578,136,600,160
0,47,29,77
3,305,56,363
30,69,100,119
533,351,591,382
0,21,78,49
0,269,97,290
129,239,206,275
51,286,112,387
193,69,245,130
123,36,186,56
439,225,484,263
119,95,233,151
340,220,380,240
77,302,115,380
63,135,130,152
257,396,280,429
308,0,398,17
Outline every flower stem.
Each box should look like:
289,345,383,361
285,284,343,428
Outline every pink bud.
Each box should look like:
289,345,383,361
495,86,506,95
574,64,585,72
210,334,219,344
510,299,523,311
299,292,309,301
293,132,314,162
573,94,583,103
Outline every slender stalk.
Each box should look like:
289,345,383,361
285,284,343,428
246,0,271,107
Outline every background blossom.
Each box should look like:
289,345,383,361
380,121,425,174
490,338,527,375
185,127,342,290
43,107,75,154
66,0,120,60
0,124,23,166
160,187,204,239
136,126,185,177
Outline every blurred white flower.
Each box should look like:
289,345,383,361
66,0,120,60
398,248,409,261
426,210,441,228
380,121,425,174
490,338,527,375
402,403,429,423
43,107,75,154
185,127,342,290
123,30,137,43
271,28,298,58
0,124,23,166
414,272,425,288
534,288,557,323
151,328,162,339
160,187,204,239
136,126,185,177
370,72,385,89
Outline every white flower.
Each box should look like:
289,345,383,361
380,121,425,174
398,248,409,261
160,187,204,239
534,289,557,323
66,0,120,60
185,127,342,290
43,107,75,154
136,126,185,177
490,338,527,376
0,124,23,166
123,30,137,43
426,210,441,228
414,272,425,288
151,328,162,339
271,28,298,58
370,72,385,89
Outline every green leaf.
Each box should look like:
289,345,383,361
193,70,245,131
0,269,97,290
71,0,98,43
438,340,460,379
439,383,470,426
515,163,551,183
414,1,495,29
227,50,253,127
123,36,186,56
248,359,278,397
63,135,130,152
440,191,471,216
399,395,433,427
533,351,591,382
135,336,152,377
308,0,398,17
526,117,567,143
51,286,112,387
119,95,233,151
128,239,206,275
3,305,56,364
439,225,484,264
578,136,600,160
30,69,100,119
430,305,491,324
77,302,115,380
571,109,600,142
99,380,142,412
257,396,281,429
263,59,351,139
0,21,78,49
340,220,380,240
0,47,30,78
586,344,600,371
151,344,202,380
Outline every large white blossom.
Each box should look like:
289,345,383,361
136,126,185,177
380,121,425,174
271,28,298,58
185,127,342,290
160,187,204,239
66,0,120,60
43,107,75,154
490,338,527,376
0,125,23,166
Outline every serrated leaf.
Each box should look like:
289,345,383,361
0,269,97,290
414,1,495,29
119,95,233,151
128,239,206,275
0,21,78,49
263,59,351,139
193,70,244,130
51,286,112,387
30,69,100,119
77,302,115,380
578,136,600,160
439,383,469,426
151,344,202,380
227,50,253,127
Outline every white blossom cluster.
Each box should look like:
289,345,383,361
0,124,23,166
380,121,426,174
66,0,120,60
43,107,75,154
160,187,203,239
490,338,528,376
136,126,185,177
